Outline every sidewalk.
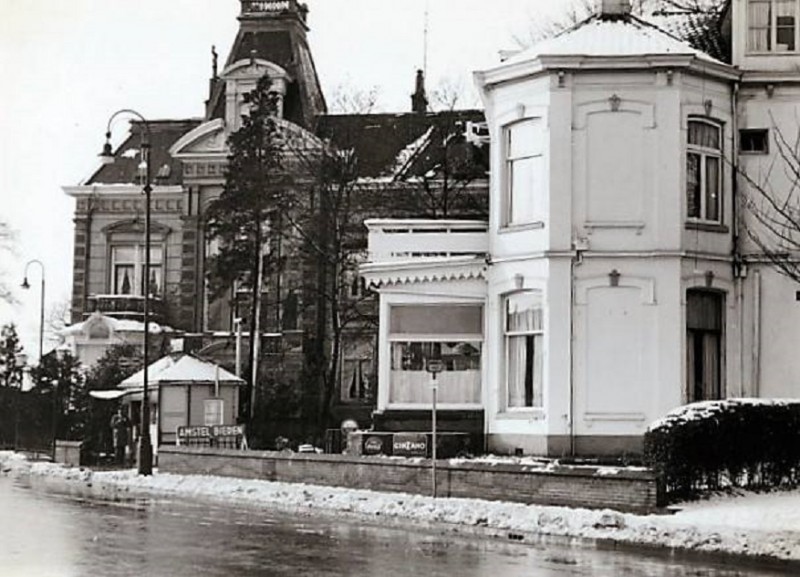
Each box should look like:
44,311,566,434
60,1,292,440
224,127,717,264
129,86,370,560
1,451,798,564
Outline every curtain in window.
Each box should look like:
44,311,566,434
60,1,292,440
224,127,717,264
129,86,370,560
748,0,772,51
506,292,543,408
688,122,720,150
115,265,134,295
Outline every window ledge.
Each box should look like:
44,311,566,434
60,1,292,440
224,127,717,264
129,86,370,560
496,409,546,421
499,221,545,234
685,221,729,234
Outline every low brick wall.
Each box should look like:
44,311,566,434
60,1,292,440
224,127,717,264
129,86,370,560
159,446,664,512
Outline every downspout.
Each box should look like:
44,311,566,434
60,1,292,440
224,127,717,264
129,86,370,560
569,249,580,457
753,270,761,396
731,80,746,397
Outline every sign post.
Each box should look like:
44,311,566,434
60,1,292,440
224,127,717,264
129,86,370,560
426,358,444,498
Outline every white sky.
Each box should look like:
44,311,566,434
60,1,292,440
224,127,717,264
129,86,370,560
0,0,572,359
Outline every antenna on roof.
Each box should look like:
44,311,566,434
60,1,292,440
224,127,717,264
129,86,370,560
423,0,429,79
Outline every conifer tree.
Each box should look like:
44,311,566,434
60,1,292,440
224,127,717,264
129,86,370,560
205,75,289,424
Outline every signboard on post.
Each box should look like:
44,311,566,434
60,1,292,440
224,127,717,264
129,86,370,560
426,359,444,374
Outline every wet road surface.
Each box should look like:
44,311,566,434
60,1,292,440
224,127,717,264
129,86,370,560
0,477,792,577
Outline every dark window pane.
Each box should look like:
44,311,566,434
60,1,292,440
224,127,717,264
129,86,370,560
705,156,720,221
390,305,483,335
686,153,701,218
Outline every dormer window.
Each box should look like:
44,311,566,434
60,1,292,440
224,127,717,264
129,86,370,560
748,0,799,52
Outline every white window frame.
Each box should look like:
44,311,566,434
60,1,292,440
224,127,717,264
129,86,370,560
502,118,544,228
110,244,163,297
686,119,723,224
504,291,544,410
747,0,800,53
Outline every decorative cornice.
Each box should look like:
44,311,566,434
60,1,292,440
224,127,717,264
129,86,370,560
361,257,487,288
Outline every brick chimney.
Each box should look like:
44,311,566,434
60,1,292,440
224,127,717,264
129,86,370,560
597,0,631,19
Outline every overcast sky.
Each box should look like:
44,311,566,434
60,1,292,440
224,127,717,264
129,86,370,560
0,0,572,358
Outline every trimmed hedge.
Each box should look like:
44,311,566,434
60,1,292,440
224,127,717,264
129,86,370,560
644,399,800,503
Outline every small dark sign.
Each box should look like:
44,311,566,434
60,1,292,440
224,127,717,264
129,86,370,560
393,433,428,457
363,436,386,455
426,359,444,373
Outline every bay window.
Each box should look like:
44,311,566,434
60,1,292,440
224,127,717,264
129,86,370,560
686,119,722,223
505,291,543,409
388,304,483,405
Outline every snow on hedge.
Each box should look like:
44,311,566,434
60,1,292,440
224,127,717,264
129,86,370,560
2,451,799,562
647,398,800,432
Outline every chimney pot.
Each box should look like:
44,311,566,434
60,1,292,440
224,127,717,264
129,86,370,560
598,0,631,18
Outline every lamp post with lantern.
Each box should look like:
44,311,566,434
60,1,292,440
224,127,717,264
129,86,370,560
99,109,153,475
21,259,45,363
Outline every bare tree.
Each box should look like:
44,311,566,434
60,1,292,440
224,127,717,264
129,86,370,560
739,119,800,283
0,220,17,304
328,81,382,114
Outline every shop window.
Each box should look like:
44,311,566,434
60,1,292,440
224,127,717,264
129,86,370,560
748,0,799,52
503,118,544,227
505,291,544,409
388,304,483,406
740,129,769,154
111,245,163,297
686,119,722,223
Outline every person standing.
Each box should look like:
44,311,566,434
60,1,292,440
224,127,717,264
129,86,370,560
110,407,130,466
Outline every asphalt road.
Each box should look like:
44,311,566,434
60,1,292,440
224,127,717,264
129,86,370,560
0,477,791,577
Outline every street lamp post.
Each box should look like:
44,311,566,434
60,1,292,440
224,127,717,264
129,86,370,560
21,260,45,363
100,109,153,475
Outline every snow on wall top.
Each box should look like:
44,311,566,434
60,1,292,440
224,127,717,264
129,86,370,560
503,15,721,67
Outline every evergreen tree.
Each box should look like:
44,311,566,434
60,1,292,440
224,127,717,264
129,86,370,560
30,350,84,441
0,323,24,389
205,74,290,425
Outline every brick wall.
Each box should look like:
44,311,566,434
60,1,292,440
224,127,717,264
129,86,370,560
158,446,664,512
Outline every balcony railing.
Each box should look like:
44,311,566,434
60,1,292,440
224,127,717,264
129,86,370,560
86,294,166,324
365,219,488,262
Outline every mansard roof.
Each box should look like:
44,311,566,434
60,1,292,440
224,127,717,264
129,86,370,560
86,119,201,186
316,109,488,180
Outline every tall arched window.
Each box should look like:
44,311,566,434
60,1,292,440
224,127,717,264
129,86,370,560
686,119,722,223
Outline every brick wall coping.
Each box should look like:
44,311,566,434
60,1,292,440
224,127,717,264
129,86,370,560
158,445,657,482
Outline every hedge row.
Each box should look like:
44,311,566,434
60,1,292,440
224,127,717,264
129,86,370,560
644,399,800,503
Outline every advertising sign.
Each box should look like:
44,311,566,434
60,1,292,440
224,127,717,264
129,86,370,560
392,433,428,457
363,435,386,455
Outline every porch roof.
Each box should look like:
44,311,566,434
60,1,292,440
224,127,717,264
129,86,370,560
119,353,245,390
361,255,487,288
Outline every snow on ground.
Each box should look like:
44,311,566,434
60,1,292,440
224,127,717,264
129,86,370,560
1,451,798,563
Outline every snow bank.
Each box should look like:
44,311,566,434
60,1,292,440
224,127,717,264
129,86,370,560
1,451,798,562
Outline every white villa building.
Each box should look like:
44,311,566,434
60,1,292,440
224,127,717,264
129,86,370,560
362,0,800,456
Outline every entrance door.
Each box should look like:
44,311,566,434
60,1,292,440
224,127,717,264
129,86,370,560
686,290,724,402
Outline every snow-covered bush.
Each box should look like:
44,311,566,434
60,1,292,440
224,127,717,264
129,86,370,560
644,399,800,503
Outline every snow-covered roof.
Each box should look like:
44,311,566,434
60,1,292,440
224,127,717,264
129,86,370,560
505,15,720,66
59,312,173,337
120,353,245,389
